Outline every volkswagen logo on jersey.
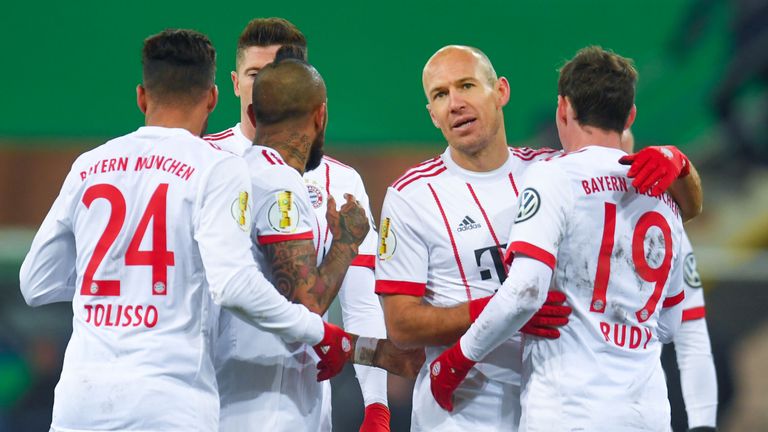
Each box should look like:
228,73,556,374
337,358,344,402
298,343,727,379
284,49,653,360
683,253,702,288
230,191,252,233
378,217,397,260
515,188,540,223
267,191,300,233
305,181,324,209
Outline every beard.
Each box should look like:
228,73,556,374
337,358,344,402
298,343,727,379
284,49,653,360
305,132,325,172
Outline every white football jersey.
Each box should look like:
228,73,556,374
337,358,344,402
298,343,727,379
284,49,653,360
679,232,706,322
19,126,323,432
673,232,718,429
208,124,388,424
375,146,558,431
502,146,685,432
215,144,328,432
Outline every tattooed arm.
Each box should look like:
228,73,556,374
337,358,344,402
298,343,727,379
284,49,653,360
263,193,369,315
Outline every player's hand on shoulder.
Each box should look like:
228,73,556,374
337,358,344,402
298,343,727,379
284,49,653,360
359,403,390,432
429,341,476,412
327,193,369,248
372,339,425,379
520,291,572,339
619,145,691,196
313,321,353,381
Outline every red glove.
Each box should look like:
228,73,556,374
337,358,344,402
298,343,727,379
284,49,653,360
313,321,353,381
619,145,690,196
469,292,572,339
359,403,390,432
520,291,572,339
429,340,476,412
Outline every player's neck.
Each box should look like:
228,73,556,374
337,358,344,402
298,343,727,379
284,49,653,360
449,135,509,172
564,125,623,153
145,105,208,137
240,112,256,141
254,124,311,174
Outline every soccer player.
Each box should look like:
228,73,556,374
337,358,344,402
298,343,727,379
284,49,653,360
376,45,703,431
622,130,718,432
206,18,395,431
18,29,351,432
430,46,687,431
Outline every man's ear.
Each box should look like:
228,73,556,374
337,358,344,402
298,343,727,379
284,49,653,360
246,104,256,128
206,85,218,113
426,104,439,128
496,76,511,108
556,95,568,127
624,104,637,130
231,71,240,97
136,84,147,114
315,102,328,130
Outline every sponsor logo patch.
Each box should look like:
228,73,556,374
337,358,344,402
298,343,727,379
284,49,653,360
456,215,482,232
515,188,540,223
683,253,702,288
231,191,252,232
267,191,300,233
378,217,397,260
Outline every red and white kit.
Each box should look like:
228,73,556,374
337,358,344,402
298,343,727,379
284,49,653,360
208,124,387,430
20,127,323,432
375,146,557,431
672,232,718,429
460,146,686,432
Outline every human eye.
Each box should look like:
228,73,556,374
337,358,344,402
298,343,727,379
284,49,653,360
432,91,446,101
462,82,475,90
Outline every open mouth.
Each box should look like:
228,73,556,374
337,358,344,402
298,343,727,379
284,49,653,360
451,117,477,131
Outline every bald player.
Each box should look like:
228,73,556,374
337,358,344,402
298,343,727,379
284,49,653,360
214,56,419,432
376,45,703,431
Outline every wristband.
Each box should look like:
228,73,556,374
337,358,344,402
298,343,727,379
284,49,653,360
353,336,379,366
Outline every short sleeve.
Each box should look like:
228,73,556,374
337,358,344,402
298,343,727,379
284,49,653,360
374,187,429,296
351,171,377,268
678,232,706,321
250,167,315,245
504,162,574,270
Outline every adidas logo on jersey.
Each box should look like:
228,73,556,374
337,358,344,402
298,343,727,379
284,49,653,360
457,216,482,232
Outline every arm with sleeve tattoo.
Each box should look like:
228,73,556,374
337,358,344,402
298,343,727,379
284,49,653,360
264,193,368,315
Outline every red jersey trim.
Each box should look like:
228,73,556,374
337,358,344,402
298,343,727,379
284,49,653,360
204,130,235,141
391,157,442,188
375,280,426,296
323,155,352,169
510,147,559,161
505,241,556,270
662,290,685,308
508,173,519,196
258,231,314,245
429,184,472,300
351,254,376,269
682,306,706,321
396,166,447,191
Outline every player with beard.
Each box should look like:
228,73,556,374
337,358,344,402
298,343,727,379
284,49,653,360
208,19,402,432
214,56,418,432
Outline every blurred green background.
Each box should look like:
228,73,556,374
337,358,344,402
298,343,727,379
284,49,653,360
0,0,728,149
2,1,767,431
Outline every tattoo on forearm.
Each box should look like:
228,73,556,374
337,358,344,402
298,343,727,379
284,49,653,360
263,241,315,300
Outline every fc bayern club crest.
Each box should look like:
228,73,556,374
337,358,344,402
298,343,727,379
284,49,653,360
306,183,324,209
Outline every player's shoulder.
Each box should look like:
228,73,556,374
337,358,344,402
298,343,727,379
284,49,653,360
202,127,235,145
508,146,561,163
389,154,447,194
243,146,304,190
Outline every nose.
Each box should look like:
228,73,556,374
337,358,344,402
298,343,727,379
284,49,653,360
448,89,466,113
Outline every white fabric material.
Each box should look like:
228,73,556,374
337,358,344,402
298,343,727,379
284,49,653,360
375,146,558,430
305,156,388,408
673,233,718,428
460,257,553,361
215,143,328,432
208,125,387,428
20,126,322,432
462,146,685,432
